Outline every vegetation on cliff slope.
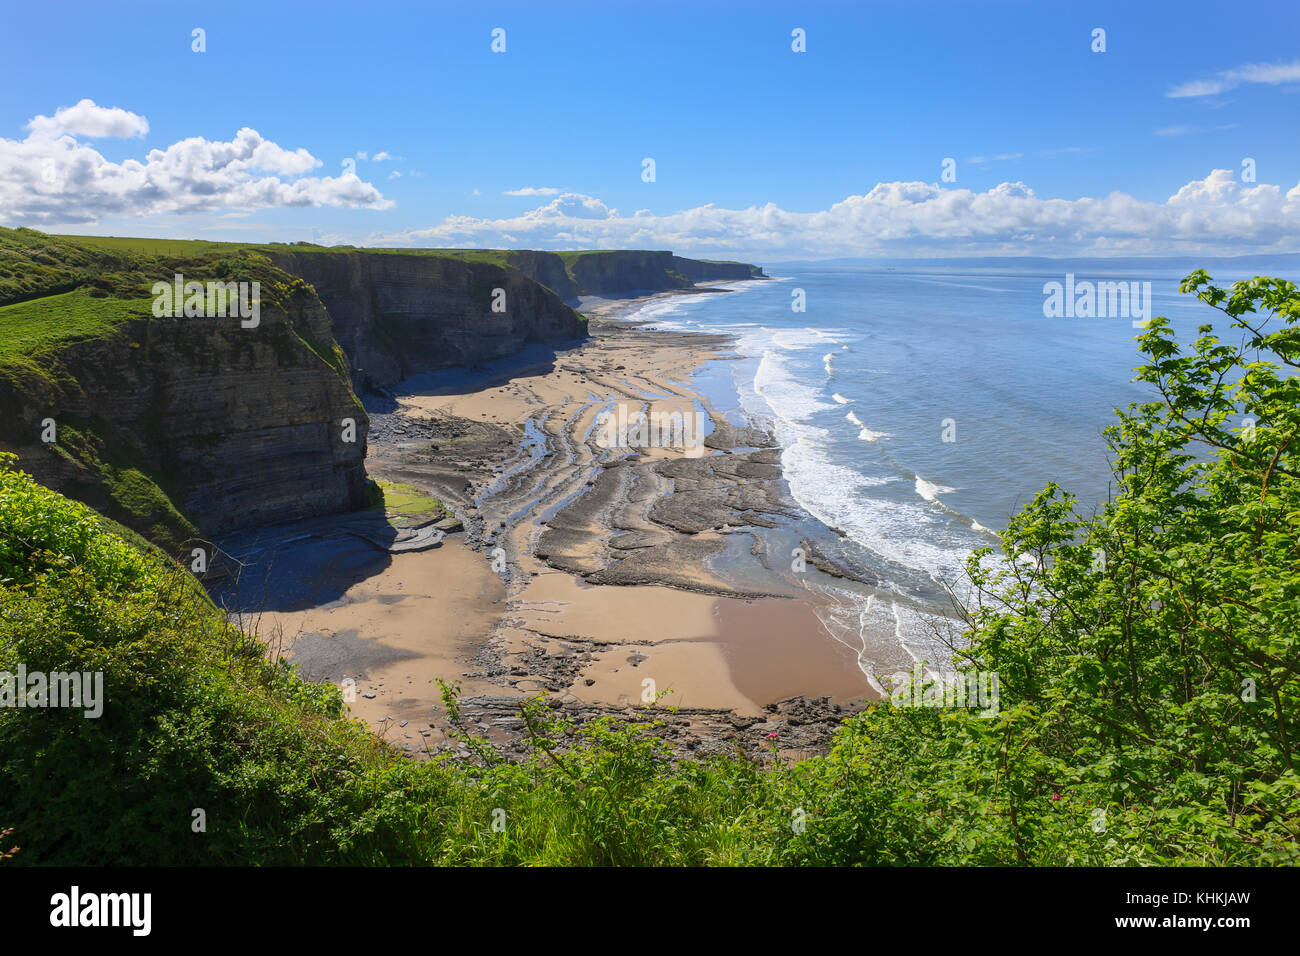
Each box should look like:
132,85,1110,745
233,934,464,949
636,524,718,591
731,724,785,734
1,272,1296,866
53,232,759,295
0,227,358,554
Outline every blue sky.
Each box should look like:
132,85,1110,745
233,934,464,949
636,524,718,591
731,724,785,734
2,0,1298,259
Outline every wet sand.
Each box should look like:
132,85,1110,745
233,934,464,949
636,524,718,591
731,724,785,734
233,284,875,759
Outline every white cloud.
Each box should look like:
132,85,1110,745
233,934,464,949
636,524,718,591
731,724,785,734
26,99,148,139
528,193,613,219
1154,123,1238,137
0,100,394,225
1168,58,1300,98
504,186,560,196
372,151,393,162
388,170,401,179
967,152,1023,164
356,150,368,160
369,174,1300,259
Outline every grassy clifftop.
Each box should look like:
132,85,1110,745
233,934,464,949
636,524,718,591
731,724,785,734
52,233,760,272
0,227,350,373
50,233,765,298
0,227,366,554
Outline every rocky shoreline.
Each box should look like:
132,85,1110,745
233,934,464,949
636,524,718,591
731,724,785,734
351,294,878,763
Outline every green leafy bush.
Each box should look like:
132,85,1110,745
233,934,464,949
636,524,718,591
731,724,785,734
758,273,1300,865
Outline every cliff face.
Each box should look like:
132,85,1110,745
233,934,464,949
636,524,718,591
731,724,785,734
670,256,765,282
267,250,588,392
0,293,368,550
499,250,766,300
504,251,582,301
560,251,692,295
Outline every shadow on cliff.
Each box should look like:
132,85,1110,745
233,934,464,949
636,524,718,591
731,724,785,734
362,341,582,412
205,509,402,617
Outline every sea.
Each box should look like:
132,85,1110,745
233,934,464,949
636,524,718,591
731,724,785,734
633,256,1299,683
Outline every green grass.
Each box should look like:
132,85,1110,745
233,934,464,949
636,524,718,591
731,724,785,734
688,257,751,266
0,228,142,306
60,233,517,269
556,249,665,259
0,288,151,361
53,233,755,274
49,420,199,549
52,234,245,258
370,478,450,527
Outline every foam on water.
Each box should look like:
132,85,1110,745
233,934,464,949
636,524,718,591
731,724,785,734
753,350,836,421
915,477,955,503
845,410,889,442
778,429,978,592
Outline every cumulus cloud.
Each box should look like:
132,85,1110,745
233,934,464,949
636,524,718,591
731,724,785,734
1168,59,1300,98
0,100,393,225
504,186,560,196
372,151,393,161
26,99,149,139
370,174,1300,259
529,193,613,219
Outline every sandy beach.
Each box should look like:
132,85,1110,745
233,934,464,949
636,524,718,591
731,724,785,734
221,284,875,759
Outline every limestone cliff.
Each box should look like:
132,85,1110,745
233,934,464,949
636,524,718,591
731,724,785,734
669,256,765,282
266,250,588,392
559,251,692,295
499,250,764,300
504,250,582,301
0,288,368,551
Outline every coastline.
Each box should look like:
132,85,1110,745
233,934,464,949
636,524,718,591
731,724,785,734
219,281,878,761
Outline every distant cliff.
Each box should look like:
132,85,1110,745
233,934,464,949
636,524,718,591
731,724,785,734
266,249,587,393
502,250,764,300
504,250,582,301
669,256,765,282
263,248,764,391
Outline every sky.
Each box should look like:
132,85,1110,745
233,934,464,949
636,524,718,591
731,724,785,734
1,0,1298,261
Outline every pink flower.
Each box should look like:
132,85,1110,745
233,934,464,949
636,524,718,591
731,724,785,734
1051,793,1061,801
765,732,780,739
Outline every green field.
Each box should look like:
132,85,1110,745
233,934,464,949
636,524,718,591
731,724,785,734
0,288,151,361
53,233,750,271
